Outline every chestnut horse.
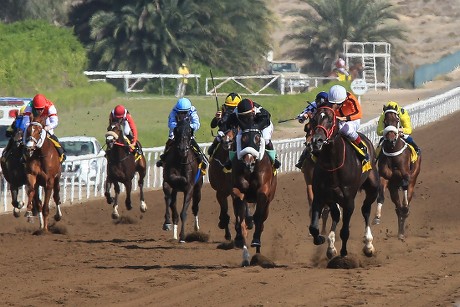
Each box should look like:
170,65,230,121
231,125,277,266
373,107,422,240
328,62,364,81
161,116,204,242
208,128,255,242
1,129,39,218
309,106,379,261
105,122,147,219
23,118,62,230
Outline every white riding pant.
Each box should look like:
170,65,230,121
338,119,360,141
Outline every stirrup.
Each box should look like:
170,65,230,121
274,159,281,169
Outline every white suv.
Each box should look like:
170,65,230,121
60,136,106,185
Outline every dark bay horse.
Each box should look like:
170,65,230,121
105,122,147,219
309,106,379,262
373,107,422,240
231,125,277,266
208,128,237,241
23,117,62,230
162,116,204,242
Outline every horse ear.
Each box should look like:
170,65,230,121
383,105,387,111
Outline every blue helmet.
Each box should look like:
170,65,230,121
315,91,328,104
175,97,191,112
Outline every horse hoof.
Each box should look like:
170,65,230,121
241,260,250,267
398,234,406,241
140,202,147,213
313,235,326,245
218,221,226,230
54,214,62,222
372,217,381,225
246,217,254,230
13,208,20,218
163,223,172,231
225,233,232,241
363,245,375,257
234,238,245,249
126,204,132,211
251,239,261,247
111,213,119,220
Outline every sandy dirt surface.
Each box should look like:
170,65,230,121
0,91,459,306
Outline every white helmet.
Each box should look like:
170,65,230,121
328,85,347,104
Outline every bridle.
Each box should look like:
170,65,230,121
312,106,337,145
382,109,408,156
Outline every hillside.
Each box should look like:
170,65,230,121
267,0,460,69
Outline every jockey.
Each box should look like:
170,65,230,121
223,98,281,169
108,104,142,155
23,94,66,162
207,92,242,156
295,91,329,169
328,85,369,161
1,105,27,163
376,101,420,154
155,97,207,171
334,55,350,77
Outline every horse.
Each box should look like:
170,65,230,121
161,116,204,242
105,122,147,219
23,117,62,230
309,106,379,262
1,129,40,217
231,124,277,266
373,107,422,240
327,62,364,81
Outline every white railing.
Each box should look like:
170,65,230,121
2,87,460,213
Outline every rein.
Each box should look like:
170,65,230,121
318,136,346,172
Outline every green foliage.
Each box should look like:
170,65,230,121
0,20,88,95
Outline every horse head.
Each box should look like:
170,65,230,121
25,117,46,159
382,106,401,149
238,127,263,173
311,106,338,153
105,122,125,150
173,117,193,158
219,128,236,151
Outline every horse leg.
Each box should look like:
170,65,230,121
124,181,133,211
192,182,202,232
25,177,37,223
361,183,378,257
216,191,232,241
389,185,405,240
321,205,331,235
251,193,270,253
53,179,62,222
162,183,174,231
104,178,113,204
373,178,388,225
11,186,22,218
41,187,53,231
179,188,194,243
137,164,147,213
339,200,354,257
309,197,326,246
326,203,341,259
111,182,121,219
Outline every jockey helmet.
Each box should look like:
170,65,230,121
19,105,27,115
175,97,192,112
328,85,347,104
114,105,126,118
237,98,254,115
315,91,328,105
32,94,47,109
224,92,242,107
387,101,400,110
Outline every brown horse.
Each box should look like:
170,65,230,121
1,129,39,218
23,117,62,230
309,106,379,262
327,62,364,81
373,107,422,240
105,122,147,219
231,125,277,266
161,116,204,242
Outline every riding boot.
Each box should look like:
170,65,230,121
295,147,308,169
354,138,369,162
49,134,66,162
191,138,207,171
135,141,143,155
405,136,421,154
266,140,281,169
156,139,173,167
207,137,219,156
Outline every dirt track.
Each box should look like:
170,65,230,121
0,110,459,307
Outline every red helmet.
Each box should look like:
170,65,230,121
32,94,47,109
114,105,126,118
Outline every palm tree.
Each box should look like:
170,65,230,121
283,0,407,75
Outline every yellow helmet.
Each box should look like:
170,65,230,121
387,101,400,110
19,105,27,115
224,92,242,107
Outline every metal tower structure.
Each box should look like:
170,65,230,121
343,42,391,91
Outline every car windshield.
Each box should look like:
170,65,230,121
62,141,94,156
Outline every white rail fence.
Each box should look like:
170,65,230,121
2,87,460,213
